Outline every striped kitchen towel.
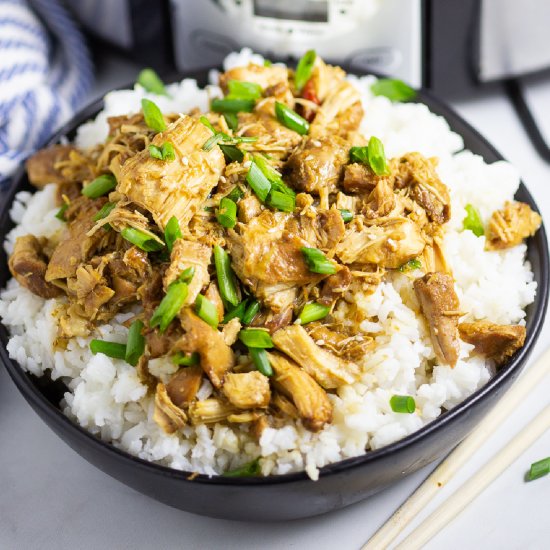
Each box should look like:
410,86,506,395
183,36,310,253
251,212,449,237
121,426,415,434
0,0,93,189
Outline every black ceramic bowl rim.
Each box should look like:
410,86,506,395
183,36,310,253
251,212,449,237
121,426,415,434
1,69,548,489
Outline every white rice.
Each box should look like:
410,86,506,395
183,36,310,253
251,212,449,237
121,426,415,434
0,50,537,480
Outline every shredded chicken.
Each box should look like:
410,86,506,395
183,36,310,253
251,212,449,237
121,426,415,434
222,371,271,409
154,383,188,434
485,201,541,250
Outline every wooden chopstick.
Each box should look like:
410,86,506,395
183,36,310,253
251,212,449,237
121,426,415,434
363,347,550,549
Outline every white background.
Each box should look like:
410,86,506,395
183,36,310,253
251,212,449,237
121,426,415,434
1,55,550,549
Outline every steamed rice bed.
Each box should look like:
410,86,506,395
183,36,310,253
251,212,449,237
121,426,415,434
0,50,537,480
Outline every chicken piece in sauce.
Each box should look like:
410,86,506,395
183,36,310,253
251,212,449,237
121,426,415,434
117,115,225,230
154,383,188,434
485,201,541,251
25,145,79,188
414,272,461,367
459,320,526,366
166,365,203,409
222,372,271,410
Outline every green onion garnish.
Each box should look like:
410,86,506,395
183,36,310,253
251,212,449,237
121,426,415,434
177,266,196,284
399,258,422,273
55,203,69,222
141,98,166,132
213,245,239,307
202,132,225,152
93,201,116,222
216,197,237,229
239,328,273,348
223,457,262,478
294,49,316,92
246,161,271,202
82,174,117,199
125,319,145,366
149,141,175,162
462,204,485,237
227,80,262,100
195,294,219,328
367,136,390,176
223,112,238,131
527,457,550,481
266,189,295,212
172,351,200,366
211,98,255,114
301,247,337,275
371,78,416,102
242,299,260,325
90,339,127,360
263,59,272,67
390,395,416,414
274,101,309,135
249,348,273,377
121,227,165,252
349,146,369,164
199,116,216,133
137,68,168,96
223,299,249,324
225,185,244,202
298,302,330,325
339,209,354,223
219,144,244,163
164,216,182,253
150,281,189,333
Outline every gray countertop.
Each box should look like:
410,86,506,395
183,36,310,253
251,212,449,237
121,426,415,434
2,56,550,549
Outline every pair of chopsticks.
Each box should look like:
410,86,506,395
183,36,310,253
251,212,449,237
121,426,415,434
363,346,550,549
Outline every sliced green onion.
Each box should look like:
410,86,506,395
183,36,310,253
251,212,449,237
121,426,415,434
177,266,195,284
195,294,219,328
125,320,145,366
121,227,165,252
371,78,416,102
219,144,244,163
202,132,225,151
246,161,271,202
301,247,337,275
223,457,262,477
82,174,116,198
249,347,273,377
298,302,330,325
242,300,260,325
172,351,200,366
55,203,69,222
390,395,416,414
263,59,272,67
253,155,295,197
223,299,249,324
399,258,422,273
164,216,182,253
90,339,127,360
223,112,238,131
294,49,316,92
213,245,239,307
93,201,116,222
137,68,168,96
141,98,166,132
199,116,216,133
462,204,485,237
340,209,354,223
275,101,309,135
211,98,255,114
349,146,369,165
367,136,390,176
149,142,175,162
225,185,244,202
216,197,237,229
239,328,273,348
266,190,295,212
150,281,188,333
527,457,550,481
227,80,262,100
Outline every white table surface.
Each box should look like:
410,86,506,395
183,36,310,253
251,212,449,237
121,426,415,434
2,55,550,549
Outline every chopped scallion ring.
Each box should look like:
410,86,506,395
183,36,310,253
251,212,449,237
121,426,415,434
172,351,200,366
242,300,260,325
125,320,145,366
219,144,244,163
213,245,240,307
55,203,69,222
137,68,168,96
177,266,195,284
141,98,166,132
371,78,416,102
93,201,117,222
223,299,249,324
248,347,273,377
238,328,273,349
164,216,182,253
274,101,309,135
267,189,295,212
390,395,416,414
195,294,219,328
298,303,330,325
211,98,255,114
82,174,116,198
90,339,127,360
527,457,550,481
149,141,175,162
199,116,216,133
246,161,271,202
202,132,225,151
339,209,354,223
225,185,244,202
216,197,237,229
294,49,316,92
227,80,262,100
223,112,238,131
462,204,485,237
301,247,337,275
223,457,262,477
121,227,165,252
150,281,188,333
399,259,422,273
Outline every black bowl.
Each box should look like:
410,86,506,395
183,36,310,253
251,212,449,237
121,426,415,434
1,70,548,521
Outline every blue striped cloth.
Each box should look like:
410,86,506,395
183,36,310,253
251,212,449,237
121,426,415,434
0,0,93,189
